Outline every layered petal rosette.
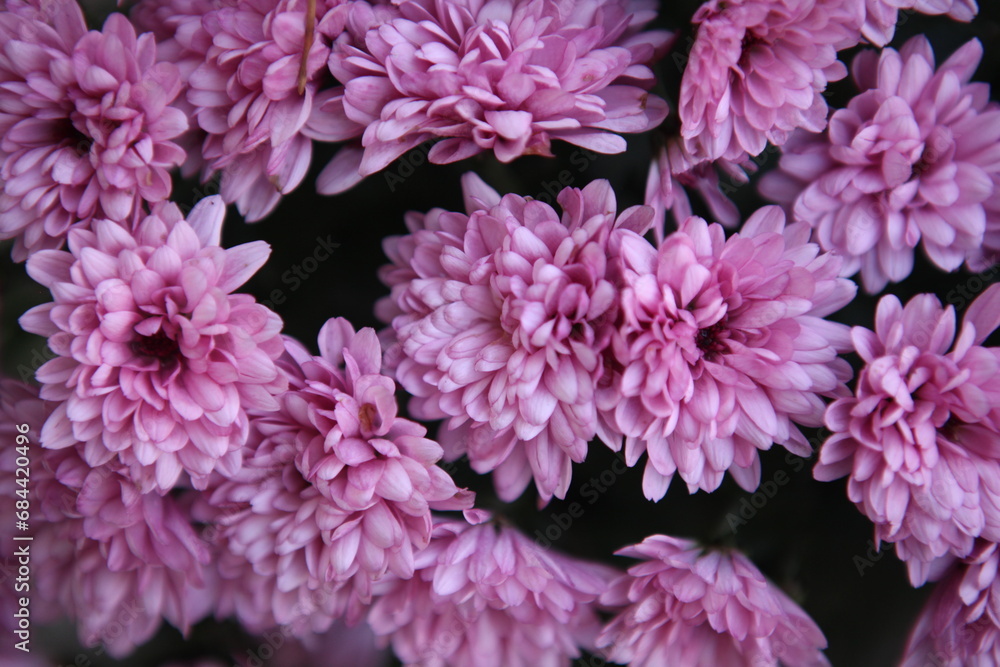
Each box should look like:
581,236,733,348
169,0,357,220
320,0,670,189
760,37,1000,293
19,196,287,493
814,285,1000,585
597,535,829,667
379,174,654,503
600,207,855,500
36,458,215,656
0,5,187,260
367,511,615,667
205,318,473,633
0,381,213,656
901,541,1000,667
678,0,862,163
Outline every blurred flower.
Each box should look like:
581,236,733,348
601,207,855,500
861,0,978,47
760,37,1000,293
205,318,472,632
319,0,670,191
0,5,187,260
246,619,391,667
19,196,286,493
1,379,214,657
814,285,1000,585
678,0,862,163
901,540,1000,667
598,535,828,666
379,173,654,503
367,511,615,667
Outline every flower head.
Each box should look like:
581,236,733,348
379,173,654,502
598,535,829,667
205,318,473,632
0,379,214,656
814,285,1000,585
601,207,855,500
760,37,1000,293
0,5,187,260
678,0,862,163
367,511,615,666
140,0,354,220
19,196,287,493
320,0,670,190
901,541,1000,667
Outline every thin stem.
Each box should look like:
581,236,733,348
297,0,317,96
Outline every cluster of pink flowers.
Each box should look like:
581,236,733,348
1,0,998,664
380,176,854,502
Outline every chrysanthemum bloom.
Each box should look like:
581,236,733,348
37,464,215,656
367,511,616,667
678,0,862,163
597,535,829,667
0,5,188,260
19,196,287,493
759,37,1000,294
0,380,214,656
814,285,1000,586
600,207,855,500
860,0,978,47
319,0,670,190
205,318,473,632
145,0,360,220
379,174,654,502
901,541,1000,666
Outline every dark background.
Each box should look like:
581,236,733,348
2,1,1000,665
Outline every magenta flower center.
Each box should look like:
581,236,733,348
132,330,180,360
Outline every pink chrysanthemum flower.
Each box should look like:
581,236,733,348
0,5,188,260
760,37,1000,293
861,0,978,47
0,381,213,656
678,0,862,163
597,535,829,667
901,541,1000,667
319,0,670,190
19,196,287,493
814,285,1000,586
367,511,616,667
379,174,654,503
146,0,357,220
600,207,855,500
205,318,472,632
37,462,215,656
